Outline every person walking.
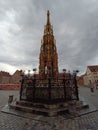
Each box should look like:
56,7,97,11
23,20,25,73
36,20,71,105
90,82,95,95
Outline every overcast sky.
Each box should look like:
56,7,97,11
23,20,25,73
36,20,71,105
0,0,98,75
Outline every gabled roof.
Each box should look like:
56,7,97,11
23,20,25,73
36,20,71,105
87,65,98,72
0,71,11,77
13,70,22,76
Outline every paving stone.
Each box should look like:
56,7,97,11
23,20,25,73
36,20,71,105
1,88,98,130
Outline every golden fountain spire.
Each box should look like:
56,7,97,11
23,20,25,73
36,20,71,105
39,11,58,78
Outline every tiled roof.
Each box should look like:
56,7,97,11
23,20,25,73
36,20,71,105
88,65,98,72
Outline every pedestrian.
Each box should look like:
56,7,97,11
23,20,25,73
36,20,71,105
90,83,95,96
90,86,94,93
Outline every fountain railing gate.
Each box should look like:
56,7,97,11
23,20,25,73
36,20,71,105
20,74,79,104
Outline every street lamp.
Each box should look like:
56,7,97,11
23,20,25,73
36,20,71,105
33,68,37,73
20,70,25,100
32,68,37,100
62,69,66,100
63,69,66,74
73,70,79,100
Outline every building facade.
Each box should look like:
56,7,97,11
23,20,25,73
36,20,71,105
0,71,11,84
83,66,98,87
77,74,85,86
10,70,22,84
0,70,22,89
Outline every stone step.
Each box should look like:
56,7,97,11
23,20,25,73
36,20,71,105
9,104,69,116
76,104,89,110
16,101,35,107
16,100,68,109
75,101,89,110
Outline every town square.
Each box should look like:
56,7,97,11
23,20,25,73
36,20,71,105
0,0,98,130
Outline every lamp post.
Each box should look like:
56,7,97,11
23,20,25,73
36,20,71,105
20,70,25,100
33,68,37,74
63,69,66,101
32,68,37,100
73,70,79,100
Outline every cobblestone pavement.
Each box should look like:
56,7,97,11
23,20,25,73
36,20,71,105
1,110,98,130
0,88,98,130
79,86,98,109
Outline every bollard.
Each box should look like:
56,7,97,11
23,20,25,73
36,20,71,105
8,95,14,105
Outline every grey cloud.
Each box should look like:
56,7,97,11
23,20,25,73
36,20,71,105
0,0,98,75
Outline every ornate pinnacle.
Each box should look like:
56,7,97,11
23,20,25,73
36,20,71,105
47,10,50,25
